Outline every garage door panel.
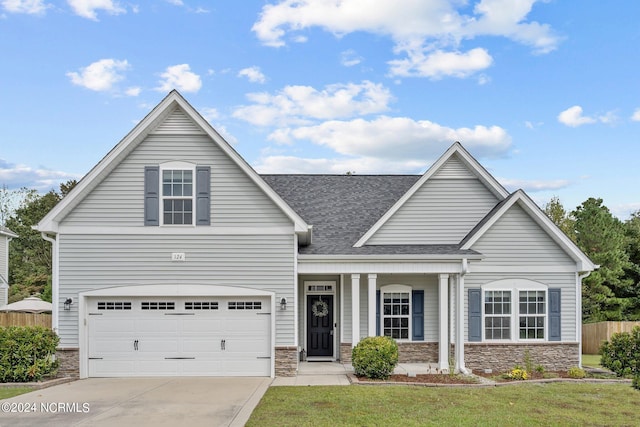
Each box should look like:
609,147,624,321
87,295,271,377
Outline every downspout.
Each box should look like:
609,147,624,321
41,232,58,333
577,270,592,368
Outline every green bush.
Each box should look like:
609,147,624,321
632,375,640,391
0,326,59,382
567,366,586,379
352,336,398,380
599,326,640,378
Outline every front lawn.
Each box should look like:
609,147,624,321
247,383,637,426
582,354,602,369
0,387,33,400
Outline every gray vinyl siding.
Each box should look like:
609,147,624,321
62,108,291,228
470,204,575,267
0,236,7,280
57,233,295,347
463,272,577,342
367,165,499,245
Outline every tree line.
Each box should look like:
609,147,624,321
1,182,639,323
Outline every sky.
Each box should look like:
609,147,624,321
1,0,639,219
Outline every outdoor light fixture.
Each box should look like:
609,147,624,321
64,298,73,311
280,297,287,311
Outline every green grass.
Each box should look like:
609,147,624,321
582,354,603,368
0,387,33,400
247,383,638,426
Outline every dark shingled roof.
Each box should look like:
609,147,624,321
261,174,482,257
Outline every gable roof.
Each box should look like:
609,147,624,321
36,91,310,239
0,226,18,238
262,174,482,258
353,142,510,247
460,189,597,272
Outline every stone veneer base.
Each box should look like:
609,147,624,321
465,342,580,372
341,341,441,364
275,346,298,377
56,348,80,378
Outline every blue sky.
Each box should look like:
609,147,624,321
1,0,639,219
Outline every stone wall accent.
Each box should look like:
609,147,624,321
55,348,79,378
275,346,298,377
340,343,352,363
465,342,580,373
397,342,440,363
341,341,440,364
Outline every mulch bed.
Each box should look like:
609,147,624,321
355,374,480,385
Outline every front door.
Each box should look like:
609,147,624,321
307,295,333,357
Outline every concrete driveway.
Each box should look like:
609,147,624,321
0,377,271,427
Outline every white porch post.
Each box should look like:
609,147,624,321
455,274,467,373
367,274,377,337
438,273,450,372
351,274,360,347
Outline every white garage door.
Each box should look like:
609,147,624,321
87,296,271,377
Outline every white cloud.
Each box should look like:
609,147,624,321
166,0,183,5
155,64,202,93
232,81,393,126
67,0,126,20
268,116,511,161
238,66,267,83
388,48,493,79
632,109,640,122
254,155,425,174
2,0,49,14
499,177,570,192
0,158,80,191
557,105,595,127
252,0,559,78
341,49,363,67
67,58,129,92
200,107,219,122
124,86,141,96
557,105,617,127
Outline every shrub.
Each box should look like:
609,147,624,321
568,366,586,379
352,336,398,380
632,375,640,391
506,367,528,380
0,326,59,382
599,326,640,378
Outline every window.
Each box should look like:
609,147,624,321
228,301,262,310
519,291,545,339
484,291,511,340
162,169,193,225
141,301,175,310
381,286,411,340
481,280,548,342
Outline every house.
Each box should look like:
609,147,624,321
0,226,18,307
36,91,596,378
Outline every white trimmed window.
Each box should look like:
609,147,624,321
482,280,547,342
381,285,411,340
161,162,195,226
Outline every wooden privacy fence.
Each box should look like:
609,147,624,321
582,321,640,354
0,312,52,328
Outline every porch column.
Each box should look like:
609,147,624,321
367,274,377,336
438,274,450,372
455,273,467,373
351,274,360,347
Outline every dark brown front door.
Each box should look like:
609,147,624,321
307,295,333,357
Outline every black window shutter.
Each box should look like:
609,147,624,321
548,288,561,341
376,290,380,336
144,166,159,226
468,288,482,342
195,166,211,225
412,290,424,341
